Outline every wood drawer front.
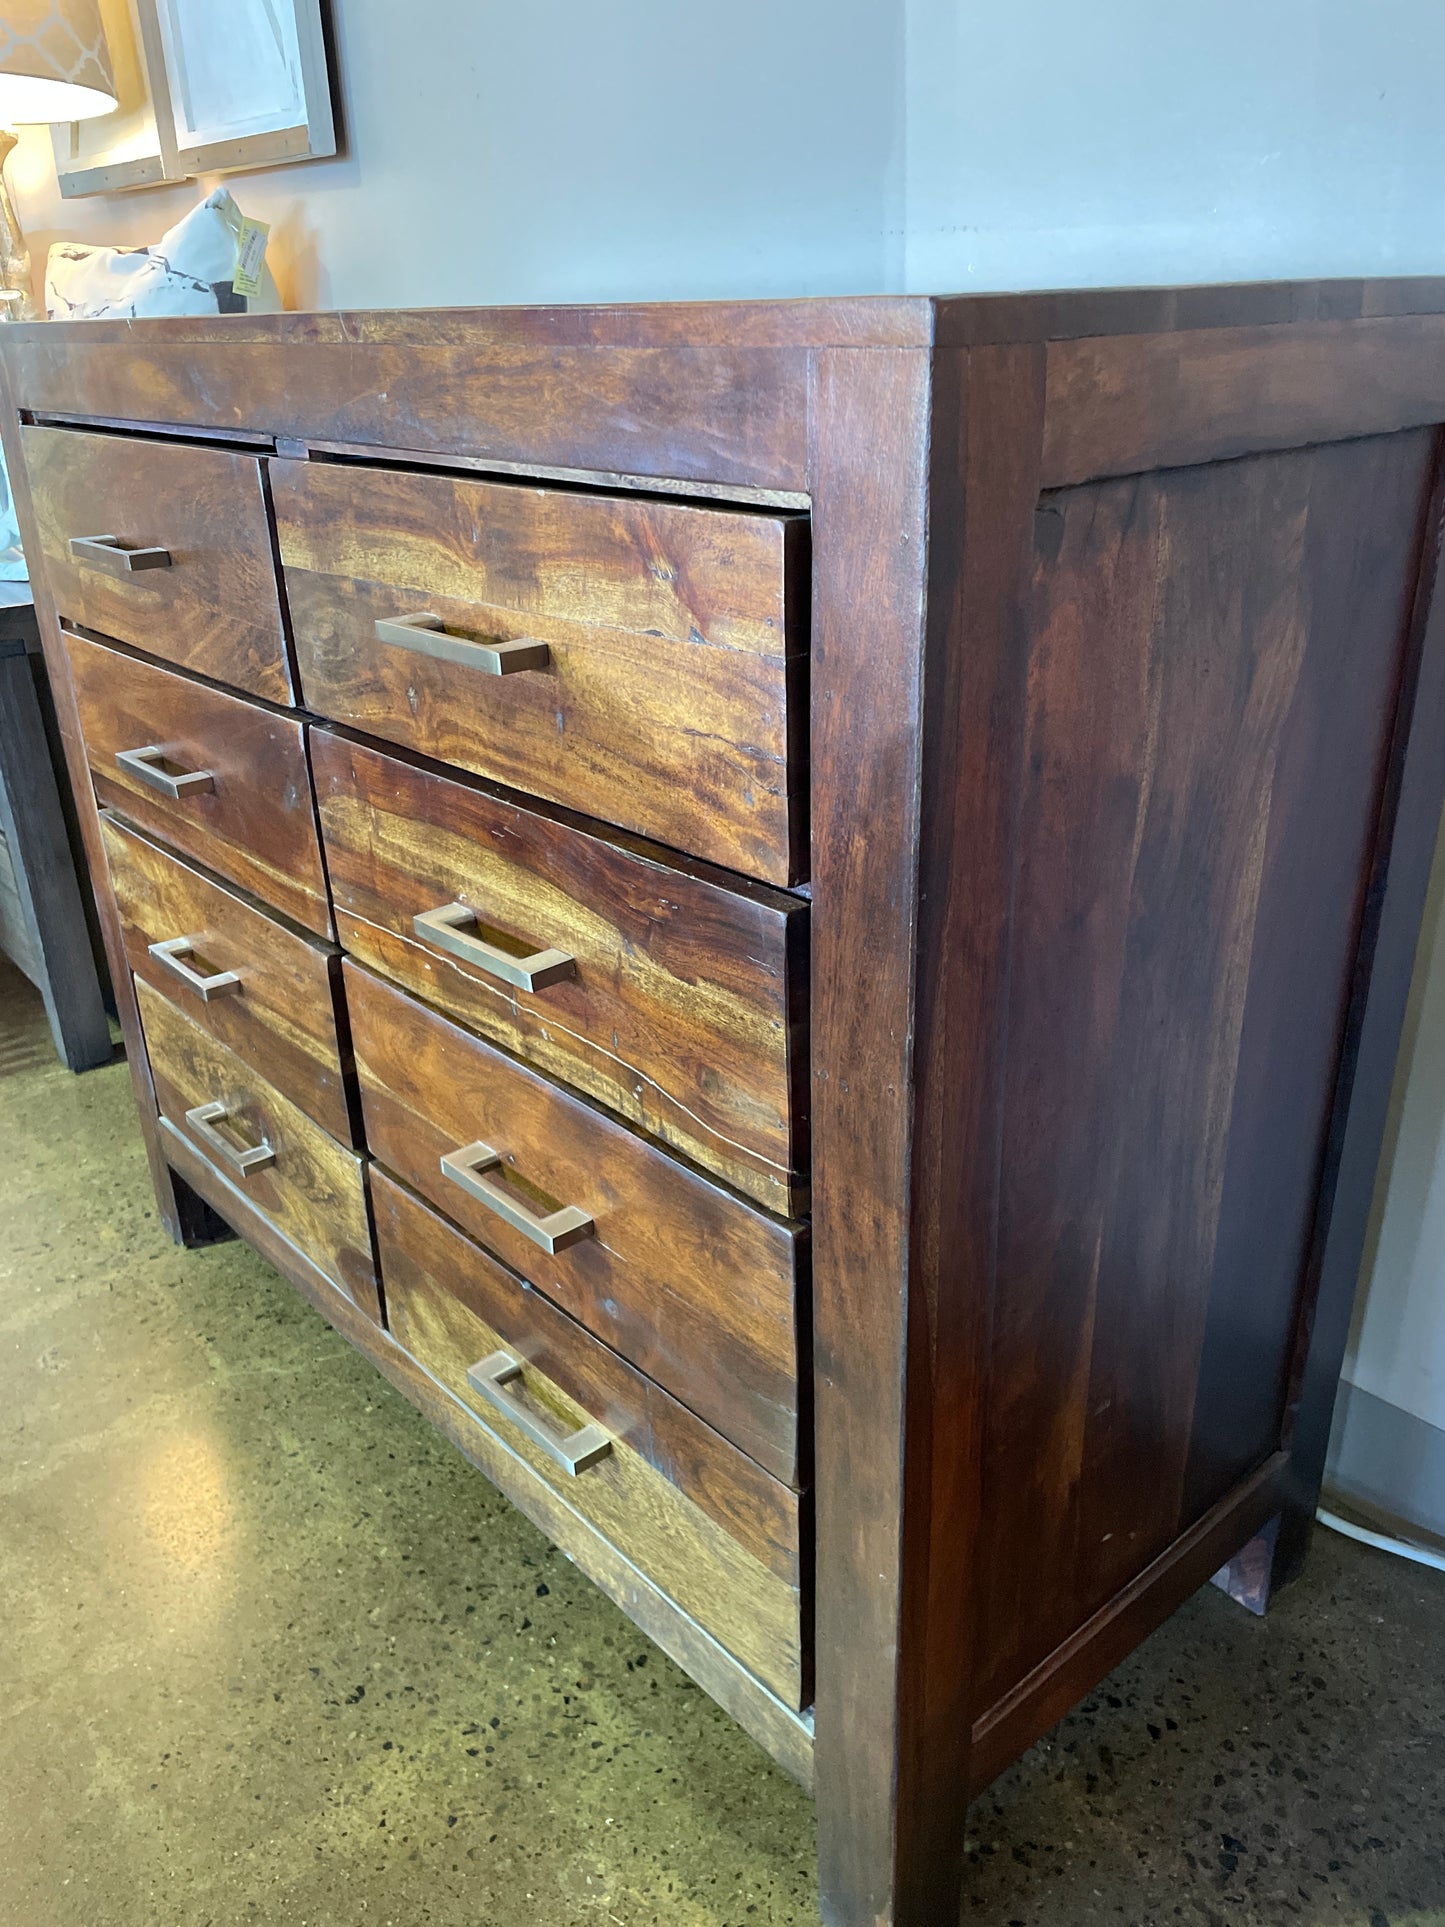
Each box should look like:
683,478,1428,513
137,977,377,1314
23,426,292,704
346,961,804,1484
375,1171,804,1706
102,814,354,1145
64,629,331,939
272,458,803,885
312,730,808,1216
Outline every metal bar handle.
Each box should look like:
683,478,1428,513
116,745,215,799
413,902,575,993
440,1139,594,1254
149,936,242,1003
466,1348,613,1475
374,611,550,676
69,533,172,576
183,1100,275,1178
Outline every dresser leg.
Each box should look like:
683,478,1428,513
159,1160,235,1249
1210,1511,1284,1615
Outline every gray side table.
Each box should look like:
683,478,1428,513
0,582,110,1069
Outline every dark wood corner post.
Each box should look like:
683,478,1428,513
809,331,1047,1924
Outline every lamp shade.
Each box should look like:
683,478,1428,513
0,0,116,123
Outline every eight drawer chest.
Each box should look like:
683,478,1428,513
6,283,1445,1925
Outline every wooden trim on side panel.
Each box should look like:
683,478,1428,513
967,1452,1290,1795
1041,315,1445,488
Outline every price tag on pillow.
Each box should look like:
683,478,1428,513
232,218,270,298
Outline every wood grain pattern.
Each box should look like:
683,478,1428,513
345,960,804,1484
311,729,807,1213
967,1452,1289,1795
138,977,377,1312
808,347,935,1926
64,629,332,938
372,1169,801,1584
1179,432,1437,1519
893,342,1049,1924
102,813,354,1143
1041,314,1445,487
23,424,292,703
159,1132,814,1786
0,354,213,1245
18,339,817,490
380,1174,803,1705
13,287,1445,1927
974,431,1435,1711
274,458,803,884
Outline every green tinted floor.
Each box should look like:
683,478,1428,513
0,954,1442,1927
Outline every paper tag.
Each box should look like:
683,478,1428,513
232,217,270,298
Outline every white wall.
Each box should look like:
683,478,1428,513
903,0,1445,290
7,0,907,309
12,1,1445,308
8,0,1445,1520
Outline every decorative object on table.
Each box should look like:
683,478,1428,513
0,584,110,1070
46,184,281,317
50,0,335,200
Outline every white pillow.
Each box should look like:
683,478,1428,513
45,186,281,320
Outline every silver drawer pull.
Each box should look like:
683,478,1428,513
466,1349,612,1475
413,902,575,993
183,1100,275,1178
148,937,242,1003
374,611,550,676
440,1139,594,1254
69,533,172,576
116,745,215,799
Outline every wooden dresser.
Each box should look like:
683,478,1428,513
6,282,1445,1925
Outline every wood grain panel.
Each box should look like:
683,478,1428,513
274,459,803,884
311,730,807,1214
152,1127,814,1782
808,346,936,1925
102,813,354,1143
1042,314,1445,487
372,1170,802,1587
379,1171,803,1705
23,425,292,703
1179,429,1437,1516
63,629,331,938
899,343,1049,1916
138,977,376,1312
0,354,216,1243
976,431,1436,1709
13,339,817,490
345,960,804,1483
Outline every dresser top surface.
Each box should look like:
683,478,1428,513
6,276,1445,356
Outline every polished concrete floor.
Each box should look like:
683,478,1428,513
1,953,1442,1927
